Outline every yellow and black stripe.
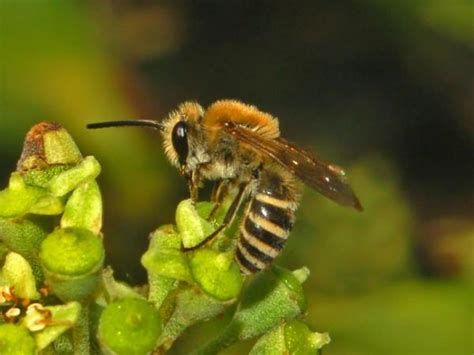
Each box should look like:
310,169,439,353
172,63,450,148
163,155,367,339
235,188,297,274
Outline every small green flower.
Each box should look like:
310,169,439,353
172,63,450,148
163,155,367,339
141,225,193,283
23,301,81,351
284,320,330,353
176,199,216,249
190,249,242,301
98,298,162,355
39,227,104,301
40,228,103,277
250,320,330,354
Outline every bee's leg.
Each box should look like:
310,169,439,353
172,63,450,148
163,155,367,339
182,182,248,252
208,180,231,220
187,170,200,203
211,180,228,202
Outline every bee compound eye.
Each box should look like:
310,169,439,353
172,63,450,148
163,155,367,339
171,121,189,166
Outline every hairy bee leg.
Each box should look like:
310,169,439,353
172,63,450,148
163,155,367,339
208,180,231,220
182,182,248,252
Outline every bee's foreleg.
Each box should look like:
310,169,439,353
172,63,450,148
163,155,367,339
182,182,248,252
187,169,201,203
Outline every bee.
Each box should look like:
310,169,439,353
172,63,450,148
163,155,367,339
87,100,362,274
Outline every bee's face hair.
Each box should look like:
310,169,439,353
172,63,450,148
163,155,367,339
161,102,205,170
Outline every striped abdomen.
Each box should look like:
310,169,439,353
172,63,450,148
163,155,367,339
235,175,298,274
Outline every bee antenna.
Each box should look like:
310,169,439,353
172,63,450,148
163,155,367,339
86,120,164,131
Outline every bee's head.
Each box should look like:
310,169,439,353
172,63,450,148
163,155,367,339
87,101,207,176
161,102,206,174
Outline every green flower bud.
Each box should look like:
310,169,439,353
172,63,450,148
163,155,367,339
61,180,103,234
176,199,215,249
39,227,104,301
46,156,101,197
141,226,192,283
98,298,162,355
3,252,40,300
250,320,330,354
0,218,48,281
17,122,82,173
284,320,330,353
190,249,242,301
0,323,36,355
0,173,63,218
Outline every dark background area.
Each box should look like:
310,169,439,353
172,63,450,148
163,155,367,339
1,1,472,354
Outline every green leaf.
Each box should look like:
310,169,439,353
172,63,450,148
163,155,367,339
2,252,40,300
234,266,306,340
0,323,36,355
61,180,103,234
0,218,48,281
249,324,286,355
46,156,101,197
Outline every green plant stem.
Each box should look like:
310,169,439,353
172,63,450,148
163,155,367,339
72,304,90,355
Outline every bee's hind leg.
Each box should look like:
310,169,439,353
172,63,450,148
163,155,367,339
182,182,248,252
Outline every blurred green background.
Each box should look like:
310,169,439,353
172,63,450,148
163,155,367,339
0,1,472,354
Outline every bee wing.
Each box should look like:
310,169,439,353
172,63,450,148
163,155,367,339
225,124,362,210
